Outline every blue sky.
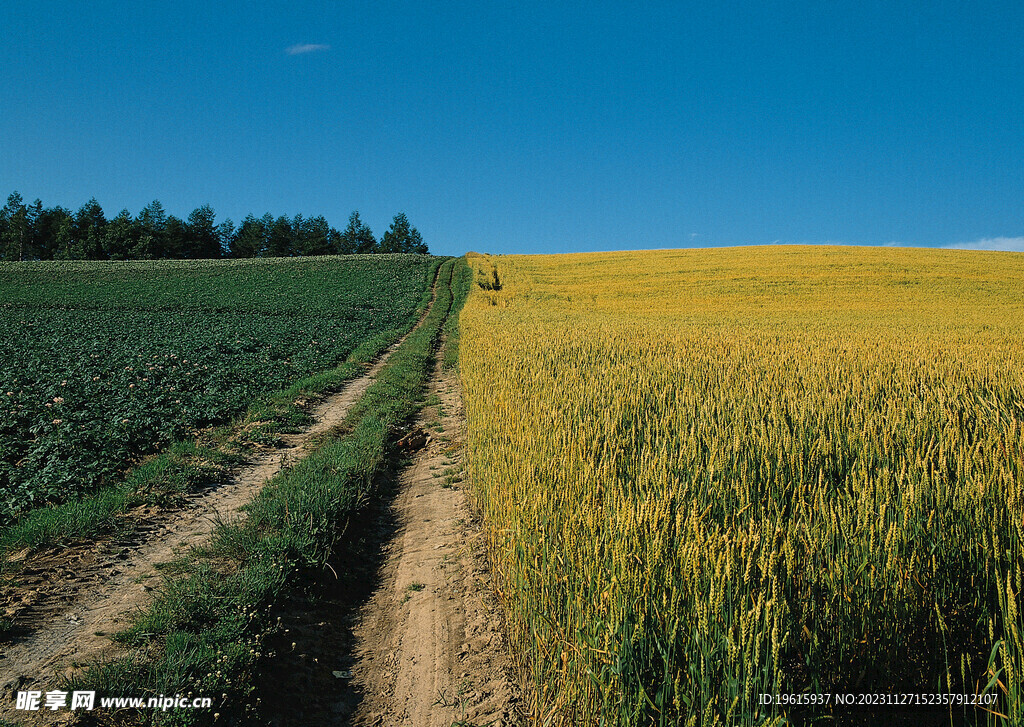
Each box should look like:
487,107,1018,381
1,0,1022,256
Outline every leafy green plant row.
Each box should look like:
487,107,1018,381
70,258,464,725
0,254,432,314
0,257,442,555
0,255,439,522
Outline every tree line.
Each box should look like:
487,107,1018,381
0,192,428,261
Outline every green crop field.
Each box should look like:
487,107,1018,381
0,255,437,522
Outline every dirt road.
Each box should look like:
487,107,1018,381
346,353,522,727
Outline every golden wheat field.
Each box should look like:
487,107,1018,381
458,246,1024,726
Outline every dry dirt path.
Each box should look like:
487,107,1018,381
346,354,522,727
0,286,438,721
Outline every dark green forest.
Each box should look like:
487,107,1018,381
0,192,428,260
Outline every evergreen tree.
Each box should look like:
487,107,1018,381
33,206,71,260
327,225,342,254
69,198,107,259
0,192,423,259
185,204,221,259
292,213,306,253
129,232,157,260
25,199,44,260
380,212,427,254
267,214,294,257
408,226,427,254
137,200,168,258
230,214,267,258
297,215,332,256
164,215,188,258
340,211,377,254
0,192,28,261
217,218,235,258
103,210,138,260
53,214,79,259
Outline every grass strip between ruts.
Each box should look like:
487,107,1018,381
441,256,472,371
68,258,461,725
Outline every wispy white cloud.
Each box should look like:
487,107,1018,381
286,43,330,55
944,237,1024,252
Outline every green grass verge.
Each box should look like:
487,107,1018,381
0,258,444,561
67,259,463,725
442,256,472,370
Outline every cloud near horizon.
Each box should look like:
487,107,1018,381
286,43,330,55
944,237,1024,252
766,238,1024,252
